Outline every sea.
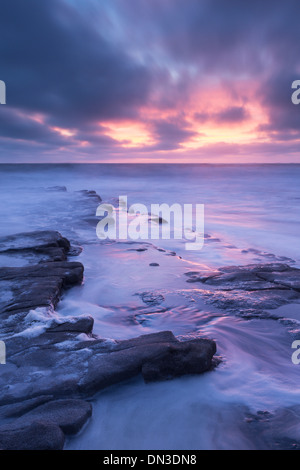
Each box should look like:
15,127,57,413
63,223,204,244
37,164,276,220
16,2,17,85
0,163,299,450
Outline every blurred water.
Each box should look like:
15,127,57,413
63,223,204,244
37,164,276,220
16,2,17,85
0,163,299,264
0,163,300,449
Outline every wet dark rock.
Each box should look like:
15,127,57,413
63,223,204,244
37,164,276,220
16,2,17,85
0,261,84,320
257,270,300,291
185,263,300,318
46,316,94,334
68,245,83,257
0,399,92,436
0,230,71,264
272,438,300,450
76,189,102,202
201,287,299,318
0,395,53,419
0,230,70,254
0,230,217,449
220,263,291,273
115,330,176,350
46,186,67,192
142,338,217,382
138,292,165,306
1,327,217,412
243,406,300,450
185,271,221,283
80,332,217,394
0,421,65,450
128,247,148,252
241,248,295,264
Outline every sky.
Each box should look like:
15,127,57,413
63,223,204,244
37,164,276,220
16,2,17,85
0,0,300,163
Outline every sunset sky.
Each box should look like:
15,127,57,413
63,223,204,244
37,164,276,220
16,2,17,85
0,0,300,163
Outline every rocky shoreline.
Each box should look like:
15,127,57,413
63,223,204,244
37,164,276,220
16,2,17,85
185,262,300,321
1,227,300,450
0,230,217,450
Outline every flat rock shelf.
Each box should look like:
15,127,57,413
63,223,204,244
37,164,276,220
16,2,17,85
0,230,217,450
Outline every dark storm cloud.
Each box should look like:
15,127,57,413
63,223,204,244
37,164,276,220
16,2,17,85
0,107,69,145
215,107,250,124
0,0,300,160
257,74,300,139
113,0,300,73
194,106,250,125
149,118,198,151
112,0,300,141
0,0,153,127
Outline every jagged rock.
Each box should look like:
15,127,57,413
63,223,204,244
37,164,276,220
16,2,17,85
201,289,299,317
0,230,70,253
138,292,165,306
257,270,300,291
76,189,102,202
79,331,217,394
0,395,53,419
0,399,92,436
1,329,218,408
0,230,71,263
0,261,84,321
0,421,65,450
0,230,217,450
185,271,221,283
185,263,300,317
46,316,94,334
141,338,217,382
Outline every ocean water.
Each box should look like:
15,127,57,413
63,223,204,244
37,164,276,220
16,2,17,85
0,163,300,449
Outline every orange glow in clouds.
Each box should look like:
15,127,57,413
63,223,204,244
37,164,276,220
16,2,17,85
100,80,269,152
101,121,156,148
